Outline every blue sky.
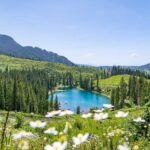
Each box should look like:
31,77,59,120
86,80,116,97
0,0,150,65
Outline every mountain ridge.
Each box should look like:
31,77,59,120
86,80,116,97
139,63,150,70
0,34,75,66
99,65,150,71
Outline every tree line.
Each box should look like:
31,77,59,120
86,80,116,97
1,65,149,114
110,66,150,79
111,76,150,108
0,67,105,114
0,68,49,114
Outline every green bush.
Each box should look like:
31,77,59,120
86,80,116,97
15,113,24,128
74,119,83,130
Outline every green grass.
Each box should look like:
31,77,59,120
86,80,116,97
0,55,103,76
0,107,149,149
93,75,130,97
97,75,150,97
99,75,130,86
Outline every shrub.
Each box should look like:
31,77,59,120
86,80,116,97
15,113,24,128
74,119,83,130
76,106,81,114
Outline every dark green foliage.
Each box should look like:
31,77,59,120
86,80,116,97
62,72,74,87
76,106,81,114
111,66,150,79
0,62,106,114
15,113,24,128
74,119,83,130
115,87,120,108
111,76,150,108
143,108,150,123
119,77,127,108
111,89,115,105
54,95,60,110
49,93,54,111
96,74,101,92
0,111,9,150
0,68,49,114
129,115,149,140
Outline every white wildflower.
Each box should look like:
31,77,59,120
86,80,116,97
44,141,67,150
118,143,130,150
63,122,72,134
82,113,92,119
59,110,74,116
133,145,139,150
103,104,114,109
115,111,129,118
72,133,89,147
44,127,58,135
108,131,115,137
93,109,104,113
45,110,61,118
29,120,47,128
133,117,145,123
94,113,108,121
12,131,35,140
18,140,29,150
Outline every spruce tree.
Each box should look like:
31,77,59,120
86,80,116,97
54,95,60,110
111,89,115,105
76,106,80,114
119,77,127,108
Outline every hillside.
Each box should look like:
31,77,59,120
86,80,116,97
99,75,130,86
0,34,74,66
0,55,102,76
139,63,150,71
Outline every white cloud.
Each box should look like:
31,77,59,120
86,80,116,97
130,52,138,58
84,53,94,58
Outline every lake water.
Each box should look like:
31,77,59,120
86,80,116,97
51,88,110,112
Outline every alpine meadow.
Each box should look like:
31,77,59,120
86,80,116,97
0,1,150,150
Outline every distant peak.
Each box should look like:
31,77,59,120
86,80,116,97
0,34,75,66
0,34,14,40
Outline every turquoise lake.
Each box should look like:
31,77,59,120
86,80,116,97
52,88,110,112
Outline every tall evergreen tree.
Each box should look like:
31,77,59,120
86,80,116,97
119,77,127,108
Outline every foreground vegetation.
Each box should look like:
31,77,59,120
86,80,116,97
0,107,150,149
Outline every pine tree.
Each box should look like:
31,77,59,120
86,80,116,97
54,95,60,110
119,77,127,108
76,106,80,114
111,89,115,105
115,87,120,108
12,78,17,110
50,93,54,110
0,82,5,109
96,74,100,92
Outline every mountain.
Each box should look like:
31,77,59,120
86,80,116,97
99,65,150,71
138,63,150,70
99,66,138,70
0,34,75,66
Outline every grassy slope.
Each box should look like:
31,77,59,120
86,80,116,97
0,55,102,76
93,75,130,97
99,75,130,86
97,75,150,97
99,74,150,87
